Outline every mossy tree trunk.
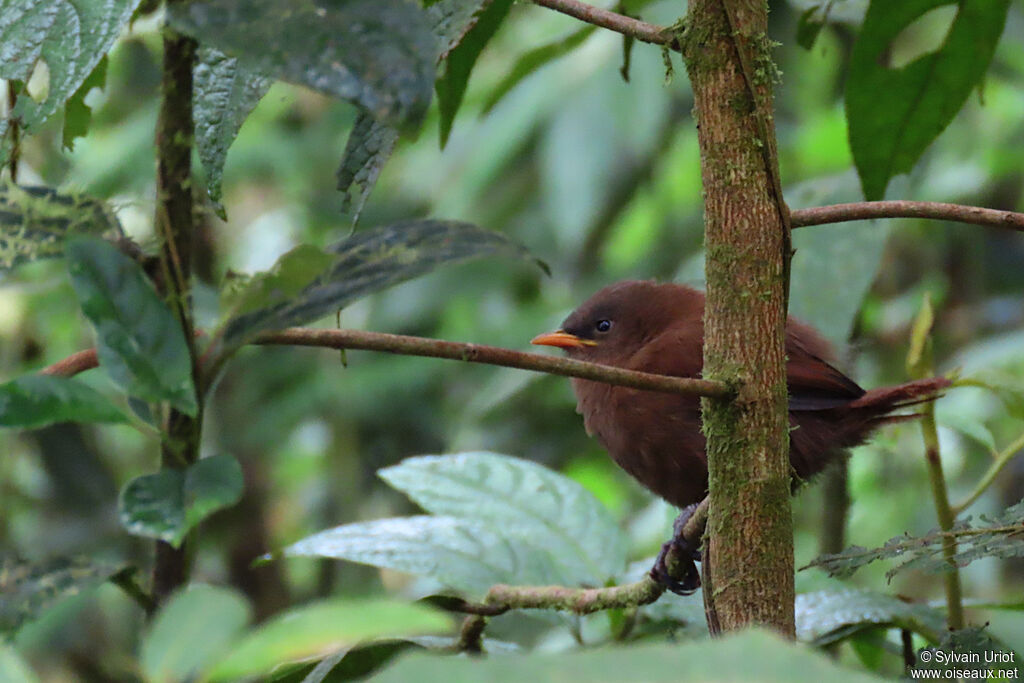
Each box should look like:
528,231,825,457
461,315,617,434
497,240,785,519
151,20,201,604
682,0,795,635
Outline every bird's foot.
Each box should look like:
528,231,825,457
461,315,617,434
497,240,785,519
648,504,702,596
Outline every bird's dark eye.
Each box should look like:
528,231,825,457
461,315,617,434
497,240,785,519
595,319,612,333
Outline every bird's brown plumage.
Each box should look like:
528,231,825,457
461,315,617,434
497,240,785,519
532,280,949,509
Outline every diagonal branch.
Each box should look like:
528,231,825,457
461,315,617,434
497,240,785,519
39,328,732,399
531,0,677,48
256,328,730,398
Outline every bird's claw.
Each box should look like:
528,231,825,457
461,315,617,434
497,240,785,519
649,504,702,595
649,537,701,595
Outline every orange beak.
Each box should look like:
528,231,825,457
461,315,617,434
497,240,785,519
530,330,598,349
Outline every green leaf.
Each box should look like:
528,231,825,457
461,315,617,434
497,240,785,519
787,171,892,347
219,220,544,354
168,0,438,131
373,630,884,683
0,375,126,428
379,452,628,585
119,455,244,547
795,589,946,645
0,556,118,638
207,600,451,682
65,237,196,415
0,644,39,683
0,0,140,165
221,244,335,320
796,6,826,51
284,515,563,595
140,585,251,683
482,26,596,115
336,112,399,224
436,0,514,147
62,55,108,152
0,183,123,271
846,0,1011,199
194,47,272,220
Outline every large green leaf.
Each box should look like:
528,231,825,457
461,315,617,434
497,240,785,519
795,589,947,645
140,585,251,683
0,0,140,165
168,0,437,131
65,237,196,414
435,0,514,147
379,453,628,585
0,184,123,271
0,556,118,638
206,600,451,682
374,629,884,683
193,47,272,220
119,455,244,547
846,0,1010,199
219,220,543,353
284,515,563,595
0,375,125,428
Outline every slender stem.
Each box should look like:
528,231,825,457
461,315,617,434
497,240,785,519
5,81,20,182
909,303,963,631
791,201,1024,233
109,568,158,618
953,430,1024,516
530,0,677,48
255,328,731,398
919,403,964,630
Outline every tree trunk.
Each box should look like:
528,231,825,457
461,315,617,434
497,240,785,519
682,0,794,635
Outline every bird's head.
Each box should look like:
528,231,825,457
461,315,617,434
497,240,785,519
531,280,703,364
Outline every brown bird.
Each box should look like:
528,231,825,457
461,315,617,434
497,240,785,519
532,280,949,591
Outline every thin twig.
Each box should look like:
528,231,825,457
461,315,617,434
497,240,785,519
40,349,100,377
256,328,731,399
952,430,1024,516
531,0,677,48
37,328,730,398
444,500,709,621
791,201,1024,233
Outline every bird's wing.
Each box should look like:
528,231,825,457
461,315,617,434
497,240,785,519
627,323,705,379
786,330,865,411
